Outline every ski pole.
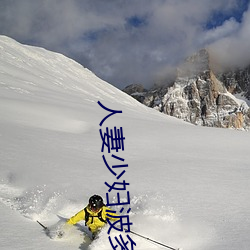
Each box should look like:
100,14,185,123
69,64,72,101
37,220,48,230
128,229,180,250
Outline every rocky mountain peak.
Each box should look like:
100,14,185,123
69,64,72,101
123,49,250,130
177,49,210,78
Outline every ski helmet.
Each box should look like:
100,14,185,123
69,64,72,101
89,195,104,211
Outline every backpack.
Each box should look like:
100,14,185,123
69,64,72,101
84,207,107,226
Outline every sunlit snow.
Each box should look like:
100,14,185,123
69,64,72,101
0,36,250,250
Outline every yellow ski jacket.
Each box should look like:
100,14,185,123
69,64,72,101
67,206,117,233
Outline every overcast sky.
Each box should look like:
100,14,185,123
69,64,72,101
0,0,249,89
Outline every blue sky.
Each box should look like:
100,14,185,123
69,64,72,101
205,0,249,28
0,0,249,89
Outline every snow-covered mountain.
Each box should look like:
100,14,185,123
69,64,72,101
124,49,250,130
1,36,250,250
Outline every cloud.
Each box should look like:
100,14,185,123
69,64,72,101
209,4,250,69
0,0,249,88
200,18,240,45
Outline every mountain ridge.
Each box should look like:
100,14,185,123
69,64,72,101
123,49,250,130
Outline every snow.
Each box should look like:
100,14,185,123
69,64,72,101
0,35,250,250
234,93,250,107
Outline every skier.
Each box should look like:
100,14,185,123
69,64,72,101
66,194,117,239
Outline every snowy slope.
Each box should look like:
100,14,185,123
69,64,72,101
0,36,250,250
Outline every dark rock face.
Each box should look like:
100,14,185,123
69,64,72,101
122,84,147,103
123,49,250,130
218,66,250,99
